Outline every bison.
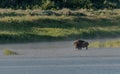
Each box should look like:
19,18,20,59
74,40,89,50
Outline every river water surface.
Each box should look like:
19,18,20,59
0,39,120,74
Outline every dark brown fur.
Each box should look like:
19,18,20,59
74,40,89,50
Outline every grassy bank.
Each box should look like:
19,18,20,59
0,9,120,43
89,39,120,48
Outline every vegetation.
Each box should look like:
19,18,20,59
0,9,120,43
3,49,18,55
0,0,120,9
89,39,120,48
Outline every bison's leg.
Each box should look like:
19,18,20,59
85,42,89,50
86,46,88,50
78,47,82,50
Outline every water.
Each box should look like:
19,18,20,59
1,57,120,74
0,40,120,74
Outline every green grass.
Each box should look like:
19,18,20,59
0,9,120,43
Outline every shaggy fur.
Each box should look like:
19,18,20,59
74,40,89,50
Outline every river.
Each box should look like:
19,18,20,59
0,40,120,74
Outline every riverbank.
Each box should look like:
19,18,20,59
0,9,120,43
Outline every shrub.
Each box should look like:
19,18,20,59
59,8,72,16
41,0,56,10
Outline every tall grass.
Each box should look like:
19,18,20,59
0,9,120,43
89,39,120,48
3,49,18,55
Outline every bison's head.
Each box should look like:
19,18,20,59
73,40,82,50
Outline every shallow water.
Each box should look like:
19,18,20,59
1,57,120,74
0,40,120,57
0,40,120,74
